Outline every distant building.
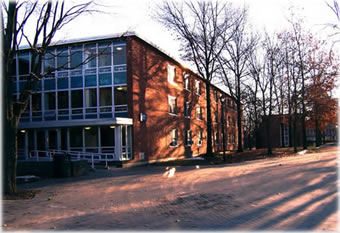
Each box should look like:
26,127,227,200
257,114,338,149
15,33,239,166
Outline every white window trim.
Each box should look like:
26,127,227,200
168,95,177,116
167,64,177,86
195,80,201,96
183,72,190,91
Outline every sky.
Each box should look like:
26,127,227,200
57,0,340,61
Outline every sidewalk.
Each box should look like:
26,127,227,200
2,145,338,231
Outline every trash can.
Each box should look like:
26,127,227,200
53,154,72,178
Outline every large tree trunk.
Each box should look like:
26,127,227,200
205,81,213,157
3,118,18,195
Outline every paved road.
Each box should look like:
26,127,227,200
3,144,338,231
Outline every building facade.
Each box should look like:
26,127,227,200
15,34,239,165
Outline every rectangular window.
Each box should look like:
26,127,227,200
85,127,98,148
170,128,178,147
101,126,115,147
214,111,218,123
18,52,30,76
70,127,83,148
85,75,97,87
58,91,69,109
113,44,126,65
184,102,190,118
114,86,127,105
114,72,127,84
71,90,83,108
195,80,201,95
196,106,202,120
98,47,112,67
44,92,56,110
57,48,68,70
70,50,83,69
84,46,97,68
183,73,190,90
197,130,203,146
100,87,112,106
168,96,177,115
32,93,41,111
99,73,112,86
71,76,83,88
85,89,97,107
167,64,176,85
185,130,193,146
44,51,55,74
215,132,219,145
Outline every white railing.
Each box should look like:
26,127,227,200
29,149,120,168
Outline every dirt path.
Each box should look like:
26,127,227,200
2,144,338,231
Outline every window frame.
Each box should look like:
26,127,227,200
167,64,177,86
170,128,179,147
168,95,177,116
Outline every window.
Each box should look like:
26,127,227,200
71,90,83,108
114,72,126,84
100,87,112,106
184,102,190,118
31,93,41,111
44,51,55,74
70,50,83,69
18,52,30,76
170,129,178,147
196,106,202,120
195,80,201,95
167,64,176,85
98,47,112,67
215,132,219,145
58,91,69,109
84,46,97,68
113,44,126,65
44,92,56,110
197,130,203,146
168,96,177,115
228,116,231,127
183,73,190,90
101,126,115,147
85,89,97,107
85,127,98,148
70,127,83,148
57,48,68,70
214,111,218,123
114,86,127,105
185,130,193,146
232,117,236,127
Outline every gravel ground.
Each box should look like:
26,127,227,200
2,144,338,231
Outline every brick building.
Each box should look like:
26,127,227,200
15,33,239,166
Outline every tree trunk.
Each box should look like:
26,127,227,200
266,117,272,155
205,82,213,157
236,99,243,152
3,117,18,195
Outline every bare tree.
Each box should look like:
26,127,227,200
155,0,240,157
218,7,257,152
2,0,95,195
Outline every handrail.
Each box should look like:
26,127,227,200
29,149,119,168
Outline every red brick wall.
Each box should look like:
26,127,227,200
126,36,238,163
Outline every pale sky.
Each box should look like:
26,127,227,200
58,0,339,61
